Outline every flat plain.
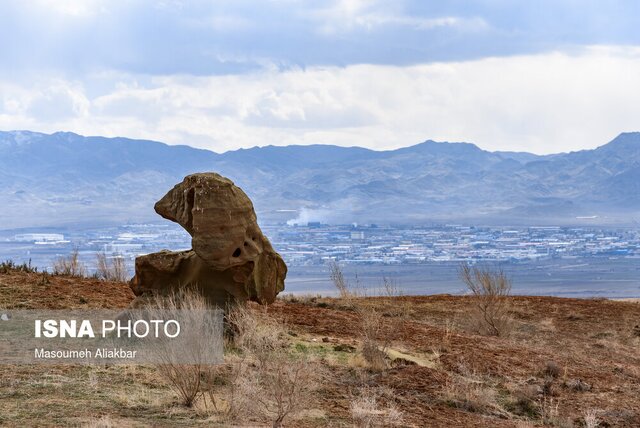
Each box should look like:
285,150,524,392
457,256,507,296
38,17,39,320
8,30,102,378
1,268,639,427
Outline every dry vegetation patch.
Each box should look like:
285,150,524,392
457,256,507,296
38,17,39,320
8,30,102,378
1,268,639,427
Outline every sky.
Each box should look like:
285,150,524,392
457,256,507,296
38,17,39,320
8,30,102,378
1,0,640,154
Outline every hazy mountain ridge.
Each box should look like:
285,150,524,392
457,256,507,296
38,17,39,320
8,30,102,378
1,130,639,228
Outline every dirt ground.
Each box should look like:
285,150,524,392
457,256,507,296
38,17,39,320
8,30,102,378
0,270,639,427
269,295,640,427
0,269,134,309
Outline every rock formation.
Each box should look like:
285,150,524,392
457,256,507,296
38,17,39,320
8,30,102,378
129,173,287,307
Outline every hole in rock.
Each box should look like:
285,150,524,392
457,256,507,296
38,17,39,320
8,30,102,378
185,188,195,231
232,248,242,258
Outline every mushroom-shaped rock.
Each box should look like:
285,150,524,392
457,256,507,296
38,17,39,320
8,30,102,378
154,173,265,270
129,173,286,307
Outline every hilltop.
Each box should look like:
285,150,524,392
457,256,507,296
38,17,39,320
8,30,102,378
1,131,640,228
1,268,639,426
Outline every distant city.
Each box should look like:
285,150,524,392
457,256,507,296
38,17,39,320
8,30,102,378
269,223,640,265
2,223,639,270
1,223,639,297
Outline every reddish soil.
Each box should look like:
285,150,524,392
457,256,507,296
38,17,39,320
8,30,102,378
0,270,134,309
1,270,639,426
267,295,640,427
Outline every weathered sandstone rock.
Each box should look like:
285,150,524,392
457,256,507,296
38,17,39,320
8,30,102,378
154,173,264,270
129,173,286,307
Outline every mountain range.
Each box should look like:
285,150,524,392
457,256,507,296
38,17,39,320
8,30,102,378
1,130,639,229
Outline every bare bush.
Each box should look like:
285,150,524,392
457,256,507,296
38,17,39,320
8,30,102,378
539,396,560,425
53,248,86,277
380,276,410,320
360,279,407,370
440,320,454,352
381,276,401,298
459,263,513,336
0,259,38,274
564,378,591,392
508,384,539,418
329,260,354,300
443,373,500,414
96,251,128,282
329,263,406,371
350,386,404,427
514,422,536,428
225,304,317,427
544,361,561,378
242,353,315,427
161,363,203,407
583,409,600,428
360,307,390,371
81,415,115,428
145,289,223,408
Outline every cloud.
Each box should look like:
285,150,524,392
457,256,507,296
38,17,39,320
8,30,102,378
2,1,640,76
311,0,487,34
28,81,90,121
2,46,640,154
33,0,108,17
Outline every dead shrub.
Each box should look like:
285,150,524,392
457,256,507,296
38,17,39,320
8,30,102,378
225,304,317,427
381,276,401,299
39,271,50,286
544,361,561,378
459,263,514,337
145,289,224,408
538,396,572,427
0,259,38,274
564,378,591,392
508,385,540,418
81,415,115,428
350,386,404,427
329,263,405,371
95,251,128,282
239,352,315,427
437,320,455,353
442,373,501,415
583,409,600,428
329,260,355,301
53,248,86,277
360,307,390,371
316,265,409,376
159,363,203,407
542,376,556,396
277,293,324,306
514,422,536,428
380,276,411,320
354,299,398,371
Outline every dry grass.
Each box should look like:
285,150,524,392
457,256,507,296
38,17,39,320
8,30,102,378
544,361,562,378
442,365,504,416
359,307,391,371
53,248,87,277
329,263,408,371
0,364,185,426
459,263,514,337
81,415,115,427
96,251,128,282
350,386,404,427
329,260,353,301
0,259,38,274
583,409,601,428
144,289,224,408
538,396,565,427
225,303,318,427
2,267,640,427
